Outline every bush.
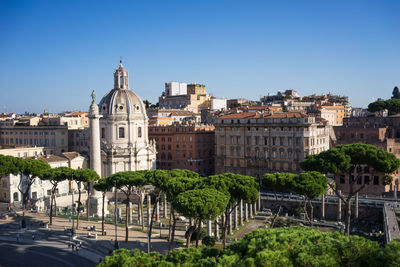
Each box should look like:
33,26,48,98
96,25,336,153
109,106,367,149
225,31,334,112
202,236,216,247
99,227,398,267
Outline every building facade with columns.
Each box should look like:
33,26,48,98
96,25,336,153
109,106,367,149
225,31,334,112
90,61,157,179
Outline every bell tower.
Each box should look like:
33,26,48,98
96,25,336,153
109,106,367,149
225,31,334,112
114,60,129,89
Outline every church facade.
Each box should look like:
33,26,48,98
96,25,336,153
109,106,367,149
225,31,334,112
90,61,157,179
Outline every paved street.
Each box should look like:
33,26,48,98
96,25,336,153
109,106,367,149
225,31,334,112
0,241,95,267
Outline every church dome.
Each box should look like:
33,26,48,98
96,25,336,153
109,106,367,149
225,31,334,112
98,61,147,118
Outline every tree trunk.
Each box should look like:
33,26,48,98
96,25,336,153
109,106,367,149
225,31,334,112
139,195,144,231
195,220,201,248
102,193,105,235
169,208,177,251
303,199,312,225
168,208,172,242
309,200,314,222
186,219,197,248
49,190,54,225
271,196,284,228
77,188,81,228
125,194,130,242
222,211,227,248
54,192,57,216
148,195,159,252
345,196,352,236
87,183,90,222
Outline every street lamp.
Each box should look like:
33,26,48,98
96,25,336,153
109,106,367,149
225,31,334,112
114,179,119,250
71,173,76,239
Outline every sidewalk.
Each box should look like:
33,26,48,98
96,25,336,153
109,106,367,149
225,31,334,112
0,211,185,255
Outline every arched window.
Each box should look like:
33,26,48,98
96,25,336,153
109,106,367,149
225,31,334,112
161,153,166,160
119,127,125,138
167,153,172,160
13,192,18,202
138,127,142,138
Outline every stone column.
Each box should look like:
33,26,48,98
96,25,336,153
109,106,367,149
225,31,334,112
129,202,133,224
239,200,243,225
321,193,325,220
234,205,238,230
147,194,151,228
253,203,257,215
249,203,253,218
228,213,232,235
163,193,167,218
244,203,248,222
156,201,160,222
337,190,342,221
88,96,107,217
355,192,359,219
258,191,261,211
207,220,212,236
117,207,122,222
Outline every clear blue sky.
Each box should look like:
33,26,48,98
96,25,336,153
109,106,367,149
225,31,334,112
0,0,399,114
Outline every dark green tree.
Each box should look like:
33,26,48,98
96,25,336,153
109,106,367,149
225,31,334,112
292,171,328,224
383,239,400,266
301,143,400,236
367,100,387,113
162,169,199,250
42,167,70,224
107,171,149,242
73,168,100,228
94,178,113,235
173,188,229,247
18,158,50,227
261,172,296,227
198,173,259,248
0,155,20,179
391,86,400,99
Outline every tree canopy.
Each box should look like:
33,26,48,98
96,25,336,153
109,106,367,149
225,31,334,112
173,188,229,222
98,226,400,267
301,143,400,175
392,86,400,99
0,155,20,177
368,98,400,115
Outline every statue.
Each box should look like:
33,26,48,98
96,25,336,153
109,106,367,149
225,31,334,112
91,90,96,103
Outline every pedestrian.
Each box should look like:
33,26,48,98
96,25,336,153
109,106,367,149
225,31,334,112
32,234,35,240
69,216,71,222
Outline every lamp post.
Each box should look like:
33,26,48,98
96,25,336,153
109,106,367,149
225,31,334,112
114,179,119,250
71,189,75,238
71,173,75,239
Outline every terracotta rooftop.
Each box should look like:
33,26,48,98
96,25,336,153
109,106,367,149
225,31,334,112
62,152,82,160
219,112,309,120
36,154,67,163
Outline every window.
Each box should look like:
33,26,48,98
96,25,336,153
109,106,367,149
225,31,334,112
364,176,370,184
119,127,125,138
340,175,345,184
373,176,379,185
357,176,362,184
138,127,142,138
101,128,105,138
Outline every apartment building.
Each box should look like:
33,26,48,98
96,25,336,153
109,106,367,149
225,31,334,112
215,112,330,177
149,124,215,176
0,125,68,154
333,116,400,195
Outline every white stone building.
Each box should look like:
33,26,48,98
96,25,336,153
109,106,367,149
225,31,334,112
93,61,157,178
0,153,86,204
